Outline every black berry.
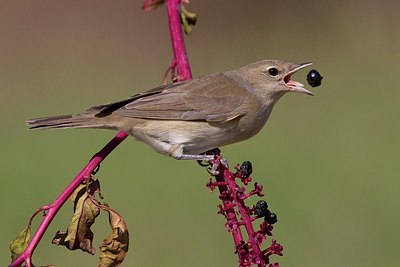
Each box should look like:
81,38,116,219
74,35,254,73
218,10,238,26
306,69,323,87
239,161,253,178
254,200,269,217
264,212,278,224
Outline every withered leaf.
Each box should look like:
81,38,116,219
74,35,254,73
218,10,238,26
52,180,101,255
99,209,129,267
10,225,31,262
142,0,165,12
180,5,197,35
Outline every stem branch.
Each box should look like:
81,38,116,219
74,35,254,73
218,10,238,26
167,0,192,80
10,0,192,265
10,132,128,267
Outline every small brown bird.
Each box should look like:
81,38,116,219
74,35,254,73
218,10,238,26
27,60,314,160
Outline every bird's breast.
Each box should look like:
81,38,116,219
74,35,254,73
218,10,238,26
128,109,272,156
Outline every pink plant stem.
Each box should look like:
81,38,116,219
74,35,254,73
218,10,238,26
215,161,266,267
167,0,192,80
10,131,128,267
215,169,244,245
226,178,265,267
10,1,191,266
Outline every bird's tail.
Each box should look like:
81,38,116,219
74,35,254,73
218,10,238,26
26,115,103,130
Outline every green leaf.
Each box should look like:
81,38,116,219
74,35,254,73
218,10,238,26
180,4,197,35
52,180,101,255
10,226,31,262
99,208,129,267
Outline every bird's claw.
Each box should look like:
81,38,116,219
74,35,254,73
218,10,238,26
206,157,230,176
220,158,229,169
196,148,228,176
197,160,210,167
207,163,220,176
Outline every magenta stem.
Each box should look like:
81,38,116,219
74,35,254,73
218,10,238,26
215,170,244,245
10,132,128,267
226,177,265,267
215,161,266,267
166,0,192,80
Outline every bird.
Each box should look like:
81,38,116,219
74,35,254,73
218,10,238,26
27,60,314,161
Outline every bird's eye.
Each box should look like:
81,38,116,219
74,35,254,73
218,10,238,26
267,67,279,76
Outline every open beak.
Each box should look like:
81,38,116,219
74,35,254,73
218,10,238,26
284,62,314,96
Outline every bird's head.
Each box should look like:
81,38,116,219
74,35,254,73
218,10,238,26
236,60,314,102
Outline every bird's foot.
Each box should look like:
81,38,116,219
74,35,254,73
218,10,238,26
196,148,229,176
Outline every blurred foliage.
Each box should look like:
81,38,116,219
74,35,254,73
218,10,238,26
1,0,399,266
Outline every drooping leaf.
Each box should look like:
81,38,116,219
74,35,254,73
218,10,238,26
180,4,197,35
52,180,101,255
10,225,31,262
99,208,129,267
142,0,165,12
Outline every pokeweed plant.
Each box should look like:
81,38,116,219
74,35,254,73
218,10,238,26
9,1,283,266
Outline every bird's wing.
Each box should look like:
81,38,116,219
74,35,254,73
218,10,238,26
91,73,257,123
87,83,174,117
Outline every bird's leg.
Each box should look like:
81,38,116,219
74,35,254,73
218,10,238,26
177,154,215,160
169,144,215,161
169,145,226,175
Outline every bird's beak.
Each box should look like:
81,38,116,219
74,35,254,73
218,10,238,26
284,62,314,96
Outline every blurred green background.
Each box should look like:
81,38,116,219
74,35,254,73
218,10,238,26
1,0,399,266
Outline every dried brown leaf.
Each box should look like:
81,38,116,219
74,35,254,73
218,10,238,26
99,209,129,267
142,0,165,12
52,180,101,255
10,225,31,262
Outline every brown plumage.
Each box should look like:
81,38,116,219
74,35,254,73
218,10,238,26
27,60,313,160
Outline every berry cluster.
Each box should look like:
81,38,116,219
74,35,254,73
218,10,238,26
205,156,283,267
